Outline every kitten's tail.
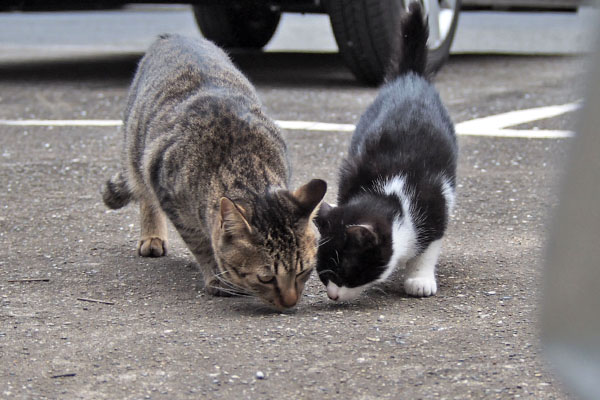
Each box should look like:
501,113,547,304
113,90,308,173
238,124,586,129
102,171,132,209
386,2,429,80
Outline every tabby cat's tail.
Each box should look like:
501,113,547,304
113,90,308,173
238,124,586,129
385,2,429,80
102,171,132,209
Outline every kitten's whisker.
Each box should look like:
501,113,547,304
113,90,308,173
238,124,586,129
317,268,336,277
317,268,341,281
335,250,340,265
372,286,388,295
318,237,332,248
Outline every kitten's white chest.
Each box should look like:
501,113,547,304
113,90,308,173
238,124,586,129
377,175,419,281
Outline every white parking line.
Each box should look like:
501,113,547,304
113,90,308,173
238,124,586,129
0,119,122,127
454,102,579,138
275,120,355,132
0,103,579,138
455,128,573,139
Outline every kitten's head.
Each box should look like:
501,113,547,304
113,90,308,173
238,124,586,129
315,201,394,302
212,179,327,310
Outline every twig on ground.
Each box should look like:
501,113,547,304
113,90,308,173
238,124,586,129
76,297,115,305
7,278,50,283
51,373,76,379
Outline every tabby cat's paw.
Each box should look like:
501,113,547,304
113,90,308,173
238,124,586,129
137,237,167,257
404,277,437,297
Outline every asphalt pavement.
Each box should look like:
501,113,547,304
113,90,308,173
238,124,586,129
0,6,595,399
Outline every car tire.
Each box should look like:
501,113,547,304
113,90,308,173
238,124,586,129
193,4,281,49
326,0,460,85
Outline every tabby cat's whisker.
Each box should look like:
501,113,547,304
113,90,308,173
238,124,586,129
221,288,254,297
214,274,253,296
213,279,254,297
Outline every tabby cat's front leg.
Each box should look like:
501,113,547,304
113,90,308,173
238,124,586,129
137,198,168,257
183,234,233,297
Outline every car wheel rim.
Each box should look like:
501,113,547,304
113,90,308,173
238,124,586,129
404,0,457,50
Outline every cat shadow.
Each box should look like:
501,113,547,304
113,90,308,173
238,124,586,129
97,244,203,300
0,51,359,88
0,53,140,83
229,51,359,88
98,245,321,316
220,289,386,317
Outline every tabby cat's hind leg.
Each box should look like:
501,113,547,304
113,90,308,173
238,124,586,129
138,198,168,257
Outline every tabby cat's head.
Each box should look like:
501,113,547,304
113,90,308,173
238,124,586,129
212,179,327,310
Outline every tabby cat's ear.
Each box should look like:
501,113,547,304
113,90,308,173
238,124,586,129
346,225,378,249
292,179,327,218
219,197,252,235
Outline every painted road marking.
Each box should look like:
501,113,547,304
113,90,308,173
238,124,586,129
0,119,122,127
276,120,355,132
0,118,356,131
454,102,579,138
0,102,579,138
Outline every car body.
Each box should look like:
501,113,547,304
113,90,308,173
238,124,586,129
0,0,584,84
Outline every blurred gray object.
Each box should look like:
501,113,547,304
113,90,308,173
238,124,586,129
462,0,581,9
542,18,600,400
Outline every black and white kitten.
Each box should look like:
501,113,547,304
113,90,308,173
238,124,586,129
316,3,457,301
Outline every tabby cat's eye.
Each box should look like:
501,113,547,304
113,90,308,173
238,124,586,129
296,269,312,280
257,274,276,285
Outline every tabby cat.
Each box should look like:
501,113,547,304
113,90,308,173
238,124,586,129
315,3,457,301
102,34,327,310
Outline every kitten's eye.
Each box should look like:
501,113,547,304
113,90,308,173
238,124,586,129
257,274,276,285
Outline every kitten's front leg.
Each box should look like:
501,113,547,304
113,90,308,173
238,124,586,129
404,239,443,297
138,198,168,257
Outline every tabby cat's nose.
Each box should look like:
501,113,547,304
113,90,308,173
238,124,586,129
281,290,298,308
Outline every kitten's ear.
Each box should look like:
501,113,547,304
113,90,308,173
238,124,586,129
318,202,334,217
315,202,334,228
292,179,327,218
219,197,252,236
346,225,378,249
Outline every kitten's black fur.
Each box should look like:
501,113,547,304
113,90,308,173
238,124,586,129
316,3,457,301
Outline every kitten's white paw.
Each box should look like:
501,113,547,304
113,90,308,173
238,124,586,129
404,277,437,297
